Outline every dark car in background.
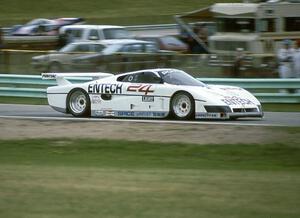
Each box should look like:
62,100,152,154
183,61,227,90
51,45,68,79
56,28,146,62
72,39,177,72
136,35,188,53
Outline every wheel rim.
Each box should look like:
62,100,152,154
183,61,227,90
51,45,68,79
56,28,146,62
172,94,192,118
69,91,87,114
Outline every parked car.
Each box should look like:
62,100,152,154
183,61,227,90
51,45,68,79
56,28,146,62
10,18,84,36
136,35,188,53
72,39,176,72
32,41,107,72
58,25,133,45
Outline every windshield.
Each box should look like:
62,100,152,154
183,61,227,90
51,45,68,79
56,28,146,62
217,18,255,33
59,43,76,52
213,41,248,51
101,44,122,54
103,28,131,39
27,19,50,25
159,70,206,87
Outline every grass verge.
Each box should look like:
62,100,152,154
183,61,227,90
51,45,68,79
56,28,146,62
0,96,47,105
0,139,300,218
261,103,300,112
0,0,237,26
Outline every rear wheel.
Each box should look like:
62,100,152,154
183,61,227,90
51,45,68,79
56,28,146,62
170,92,194,120
67,89,90,117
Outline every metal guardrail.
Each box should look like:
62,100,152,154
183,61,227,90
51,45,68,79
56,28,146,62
0,74,300,103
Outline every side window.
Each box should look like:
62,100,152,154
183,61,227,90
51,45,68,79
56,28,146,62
121,44,143,52
120,45,131,52
68,44,78,52
70,29,83,39
103,28,130,39
76,44,89,52
88,29,100,40
130,44,143,52
93,44,106,52
259,19,276,32
285,17,300,31
117,72,161,84
119,73,139,82
135,72,162,84
145,44,157,53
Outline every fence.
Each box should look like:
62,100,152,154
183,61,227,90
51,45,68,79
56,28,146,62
0,49,278,78
0,50,221,77
0,74,299,103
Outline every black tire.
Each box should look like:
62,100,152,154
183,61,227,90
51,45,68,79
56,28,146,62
170,92,195,120
67,88,90,117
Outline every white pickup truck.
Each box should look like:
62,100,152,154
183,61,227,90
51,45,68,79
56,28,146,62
59,25,133,43
2,24,133,50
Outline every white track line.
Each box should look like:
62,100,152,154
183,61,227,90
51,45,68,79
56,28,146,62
0,115,285,127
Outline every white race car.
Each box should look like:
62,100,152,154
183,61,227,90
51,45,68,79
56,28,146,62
42,68,263,120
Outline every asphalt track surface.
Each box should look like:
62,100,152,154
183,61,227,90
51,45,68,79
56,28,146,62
0,104,299,127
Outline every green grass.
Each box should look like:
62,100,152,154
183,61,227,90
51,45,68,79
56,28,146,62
1,139,300,170
0,139,300,218
0,0,238,26
0,96,48,105
262,103,300,112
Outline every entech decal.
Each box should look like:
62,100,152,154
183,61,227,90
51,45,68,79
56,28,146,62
88,83,123,94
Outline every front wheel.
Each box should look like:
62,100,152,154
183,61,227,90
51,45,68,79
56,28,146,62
170,92,194,120
67,89,90,117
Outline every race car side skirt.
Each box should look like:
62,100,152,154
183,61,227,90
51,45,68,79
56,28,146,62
91,110,168,118
196,112,263,119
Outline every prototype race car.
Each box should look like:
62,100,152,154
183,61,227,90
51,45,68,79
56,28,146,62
10,18,84,36
42,68,263,120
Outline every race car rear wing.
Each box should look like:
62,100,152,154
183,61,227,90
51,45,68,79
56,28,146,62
42,72,113,86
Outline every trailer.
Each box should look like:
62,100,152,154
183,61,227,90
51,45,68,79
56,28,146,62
175,0,300,73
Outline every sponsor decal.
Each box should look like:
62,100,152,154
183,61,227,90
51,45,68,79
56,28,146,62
127,75,134,81
196,113,221,118
94,109,114,116
127,84,154,95
117,111,135,117
93,109,167,118
104,111,115,116
91,95,101,104
117,111,166,117
142,96,154,102
221,96,254,106
88,83,123,94
94,110,104,116
42,73,56,79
